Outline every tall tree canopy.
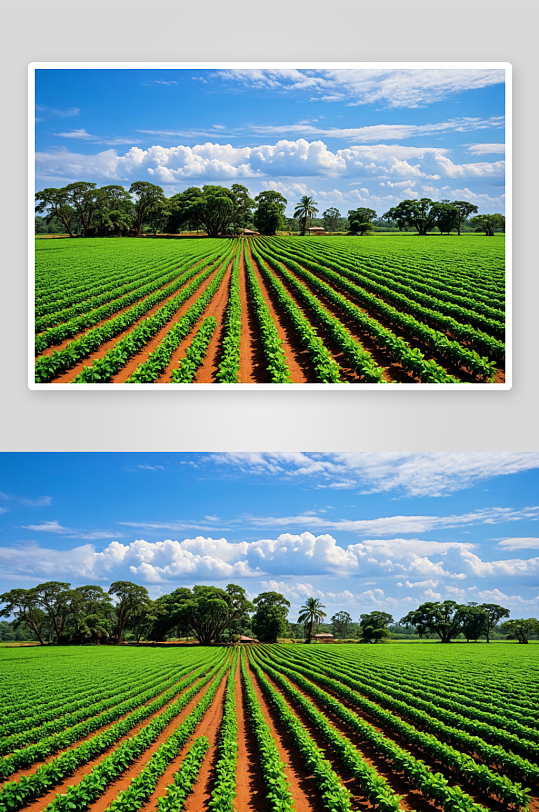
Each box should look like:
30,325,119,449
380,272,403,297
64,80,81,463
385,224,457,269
359,611,393,643
348,207,377,235
452,201,478,235
168,584,254,645
400,600,467,643
330,610,353,639
251,591,290,643
382,199,441,236
500,618,539,644
0,587,47,645
470,213,505,236
35,188,77,238
129,181,167,237
322,207,342,232
298,597,326,643
108,581,151,643
253,190,287,235
184,184,255,238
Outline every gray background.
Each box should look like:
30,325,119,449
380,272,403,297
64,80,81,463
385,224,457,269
2,0,535,452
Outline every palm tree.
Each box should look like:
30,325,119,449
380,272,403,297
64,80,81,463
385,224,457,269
298,597,326,643
294,195,319,236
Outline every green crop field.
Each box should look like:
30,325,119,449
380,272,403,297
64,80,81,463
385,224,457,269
0,642,536,812
34,235,506,385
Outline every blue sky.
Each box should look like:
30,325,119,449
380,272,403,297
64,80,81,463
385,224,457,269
35,67,506,216
1,453,537,621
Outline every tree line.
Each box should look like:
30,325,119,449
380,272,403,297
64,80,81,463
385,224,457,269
1,581,536,645
35,182,505,238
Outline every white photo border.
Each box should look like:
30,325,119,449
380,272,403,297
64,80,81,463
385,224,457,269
28,61,512,391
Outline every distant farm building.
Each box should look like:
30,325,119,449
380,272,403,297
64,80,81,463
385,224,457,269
239,635,259,644
307,226,325,234
313,632,335,642
242,229,260,236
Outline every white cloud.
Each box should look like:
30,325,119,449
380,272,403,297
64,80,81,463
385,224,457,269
0,492,52,508
467,143,505,154
35,139,504,185
35,105,80,118
2,531,538,587
497,538,539,550
212,452,539,498
53,129,141,146
216,68,505,109
22,520,120,541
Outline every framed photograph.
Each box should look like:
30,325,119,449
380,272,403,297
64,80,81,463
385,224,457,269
29,63,511,389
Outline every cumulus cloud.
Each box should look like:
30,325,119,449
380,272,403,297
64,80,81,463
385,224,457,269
216,68,505,109
211,452,539,498
35,139,504,185
2,531,538,588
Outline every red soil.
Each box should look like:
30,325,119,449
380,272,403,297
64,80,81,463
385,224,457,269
244,656,328,812
36,259,207,359
271,662,512,812
85,670,227,812
247,246,316,383
14,671,205,812
152,258,233,384
238,248,270,383
234,655,272,812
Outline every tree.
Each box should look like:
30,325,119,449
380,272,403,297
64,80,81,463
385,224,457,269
108,581,151,643
69,585,114,644
470,213,505,236
458,604,487,642
331,610,353,639
400,601,465,643
479,603,510,643
298,597,326,643
433,201,459,235
452,201,478,236
129,181,166,237
93,185,134,236
253,191,287,236
382,198,439,236
35,188,78,237
64,182,101,238
170,584,254,646
251,591,290,643
359,611,393,643
322,207,341,233
166,187,204,233
348,208,376,236
294,195,319,236
184,184,255,238
501,618,539,644
0,588,47,645
35,581,75,643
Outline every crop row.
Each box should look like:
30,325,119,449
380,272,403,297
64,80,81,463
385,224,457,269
302,650,539,763
0,663,184,754
0,654,222,812
301,239,505,320
35,250,210,328
208,653,238,812
249,243,342,383
157,737,210,812
265,650,536,799
124,247,236,383
250,651,404,812
99,660,230,812
253,244,386,383
272,239,504,340
243,243,291,383
215,246,242,383
317,650,539,737
261,243,497,380
254,242,458,383
34,245,231,382
35,254,212,351
254,652,511,812
240,650,295,812
171,317,217,383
